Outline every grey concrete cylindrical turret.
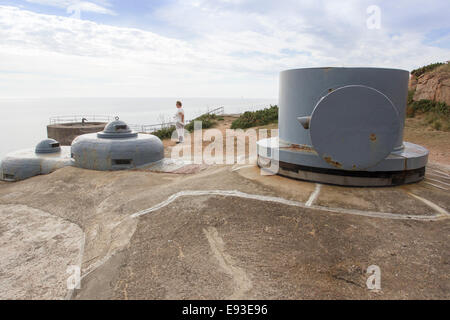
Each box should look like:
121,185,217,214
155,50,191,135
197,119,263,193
257,67,429,186
279,67,409,150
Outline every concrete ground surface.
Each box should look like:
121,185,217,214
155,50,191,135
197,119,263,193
0,159,448,299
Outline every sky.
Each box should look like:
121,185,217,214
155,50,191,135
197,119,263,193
0,0,449,98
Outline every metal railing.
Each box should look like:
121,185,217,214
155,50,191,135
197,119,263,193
48,106,226,133
128,122,179,134
129,106,225,134
49,115,113,125
198,106,225,117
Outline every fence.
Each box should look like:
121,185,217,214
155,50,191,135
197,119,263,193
49,107,226,133
128,106,225,134
190,106,225,119
49,115,113,125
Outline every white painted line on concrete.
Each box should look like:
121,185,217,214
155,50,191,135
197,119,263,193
429,169,450,177
424,182,448,191
130,189,447,221
81,252,117,281
427,172,450,181
306,183,321,207
406,192,450,217
426,178,450,187
431,169,450,177
78,189,449,292
232,165,255,172
203,227,252,299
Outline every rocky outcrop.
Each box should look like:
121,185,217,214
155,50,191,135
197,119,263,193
410,66,450,105
409,75,418,91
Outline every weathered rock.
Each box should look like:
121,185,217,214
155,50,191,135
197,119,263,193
413,69,450,105
436,76,450,104
409,75,417,91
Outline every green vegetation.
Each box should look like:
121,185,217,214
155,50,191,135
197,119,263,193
185,113,218,132
231,105,278,129
407,89,415,105
152,112,223,139
411,62,445,77
152,125,176,140
409,99,449,116
407,99,449,131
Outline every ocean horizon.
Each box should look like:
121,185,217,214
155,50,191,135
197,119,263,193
0,97,277,159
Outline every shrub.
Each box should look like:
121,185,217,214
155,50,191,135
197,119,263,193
231,105,278,129
406,105,416,118
185,113,218,132
407,90,415,105
152,125,176,140
411,99,449,116
432,120,442,131
406,90,416,118
411,62,446,77
408,98,449,132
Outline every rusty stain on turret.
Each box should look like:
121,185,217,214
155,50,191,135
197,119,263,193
323,156,342,169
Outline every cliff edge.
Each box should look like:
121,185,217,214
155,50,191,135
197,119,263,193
409,62,450,105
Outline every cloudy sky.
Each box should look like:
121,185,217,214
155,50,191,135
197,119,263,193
0,0,449,98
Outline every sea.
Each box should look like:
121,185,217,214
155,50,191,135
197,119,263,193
0,97,277,159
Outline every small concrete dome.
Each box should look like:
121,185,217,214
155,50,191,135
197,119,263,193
103,119,132,133
97,119,137,138
1,144,72,182
71,118,164,171
35,139,61,154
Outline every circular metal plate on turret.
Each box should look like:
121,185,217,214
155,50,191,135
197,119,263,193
309,85,400,170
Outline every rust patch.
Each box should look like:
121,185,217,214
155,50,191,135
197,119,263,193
323,156,342,169
280,144,316,154
370,133,377,142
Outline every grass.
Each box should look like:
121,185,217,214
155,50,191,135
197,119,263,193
406,99,450,131
230,105,278,129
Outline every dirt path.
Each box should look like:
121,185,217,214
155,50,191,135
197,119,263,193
403,116,450,166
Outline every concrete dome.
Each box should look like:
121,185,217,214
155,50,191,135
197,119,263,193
1,143,72,182
71,119,164,171
35,139,61,154
97,119,137,138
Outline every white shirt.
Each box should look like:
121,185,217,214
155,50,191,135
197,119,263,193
175,108,184,124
